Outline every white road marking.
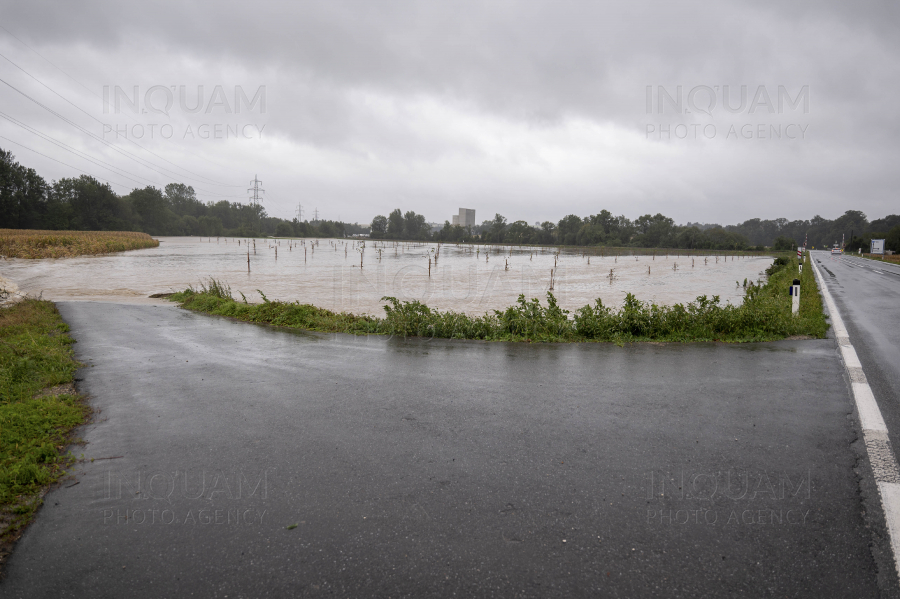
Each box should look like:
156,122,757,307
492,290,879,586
812,254,900,578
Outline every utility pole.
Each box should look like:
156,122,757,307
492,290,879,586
248,175,265,206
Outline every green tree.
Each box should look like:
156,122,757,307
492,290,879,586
128,186,171,234
387,209,404,239
403,211,427,239
772,235,795,250
370,215,388,238
0,149,48,229
164,183,203,217
557,214,583,245
52,176,132,231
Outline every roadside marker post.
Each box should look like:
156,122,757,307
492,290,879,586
789,278,800,315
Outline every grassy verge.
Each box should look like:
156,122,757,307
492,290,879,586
0,229,159,259
0,299,88,568
857,253,900,265
171,254,827,343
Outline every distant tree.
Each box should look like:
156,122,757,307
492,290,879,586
198,215,224,236
505,220,533,244
772,236,795,250
886,225,900,253
482,213,508,243
538,221,556,244
128,186,171,234
633,213,675,247
53,176,132,231
557,214,584,245
403,211,427,239
387,209,404,239
0,149,48,229
164,183,202,217
370,215,387,238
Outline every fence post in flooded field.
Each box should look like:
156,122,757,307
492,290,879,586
247,248,250,273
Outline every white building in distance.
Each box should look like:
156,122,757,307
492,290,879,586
451,208,476,227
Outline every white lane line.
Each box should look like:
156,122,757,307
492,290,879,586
812,254,900,578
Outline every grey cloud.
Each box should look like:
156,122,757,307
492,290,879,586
0,0,897,224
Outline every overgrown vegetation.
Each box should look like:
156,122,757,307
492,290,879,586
0,229,158,259
858,253,900,265
171,254,826,343
0,299,88,558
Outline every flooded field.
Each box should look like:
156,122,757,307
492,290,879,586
1,237,773,315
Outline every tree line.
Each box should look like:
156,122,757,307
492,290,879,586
2,147,897,250
373,208,900,251
0,149,362,238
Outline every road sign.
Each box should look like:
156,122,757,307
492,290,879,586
872,239,885,255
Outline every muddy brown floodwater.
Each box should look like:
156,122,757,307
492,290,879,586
1,237,772,315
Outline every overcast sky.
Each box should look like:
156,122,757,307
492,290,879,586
0,0,897,226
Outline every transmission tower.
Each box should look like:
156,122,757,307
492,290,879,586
295,203,304,221
248,175,265,206
313,207,319,222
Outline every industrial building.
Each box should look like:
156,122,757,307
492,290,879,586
451,208,476,227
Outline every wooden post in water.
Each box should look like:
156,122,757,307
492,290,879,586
247,248,250,273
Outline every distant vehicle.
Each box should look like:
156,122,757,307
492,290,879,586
831,243,842,255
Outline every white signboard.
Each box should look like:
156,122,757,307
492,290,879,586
871,239,885,255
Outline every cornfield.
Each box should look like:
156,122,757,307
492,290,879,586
0,229,159,259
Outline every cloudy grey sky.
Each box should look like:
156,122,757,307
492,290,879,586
0,0,897,226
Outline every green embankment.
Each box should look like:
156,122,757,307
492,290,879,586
0,299,88,553
171,254,827,343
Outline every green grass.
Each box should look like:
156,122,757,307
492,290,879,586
0,299,88,550
171,253,827,344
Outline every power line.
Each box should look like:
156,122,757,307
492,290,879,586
0,134,131,190
0,110,155,186
0,24,243,180
0,78,249,200
0,76,249,198
0,110,249,201
0,49,241,188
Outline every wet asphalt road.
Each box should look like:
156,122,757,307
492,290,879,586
813,251,900,462
2,300,896,598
